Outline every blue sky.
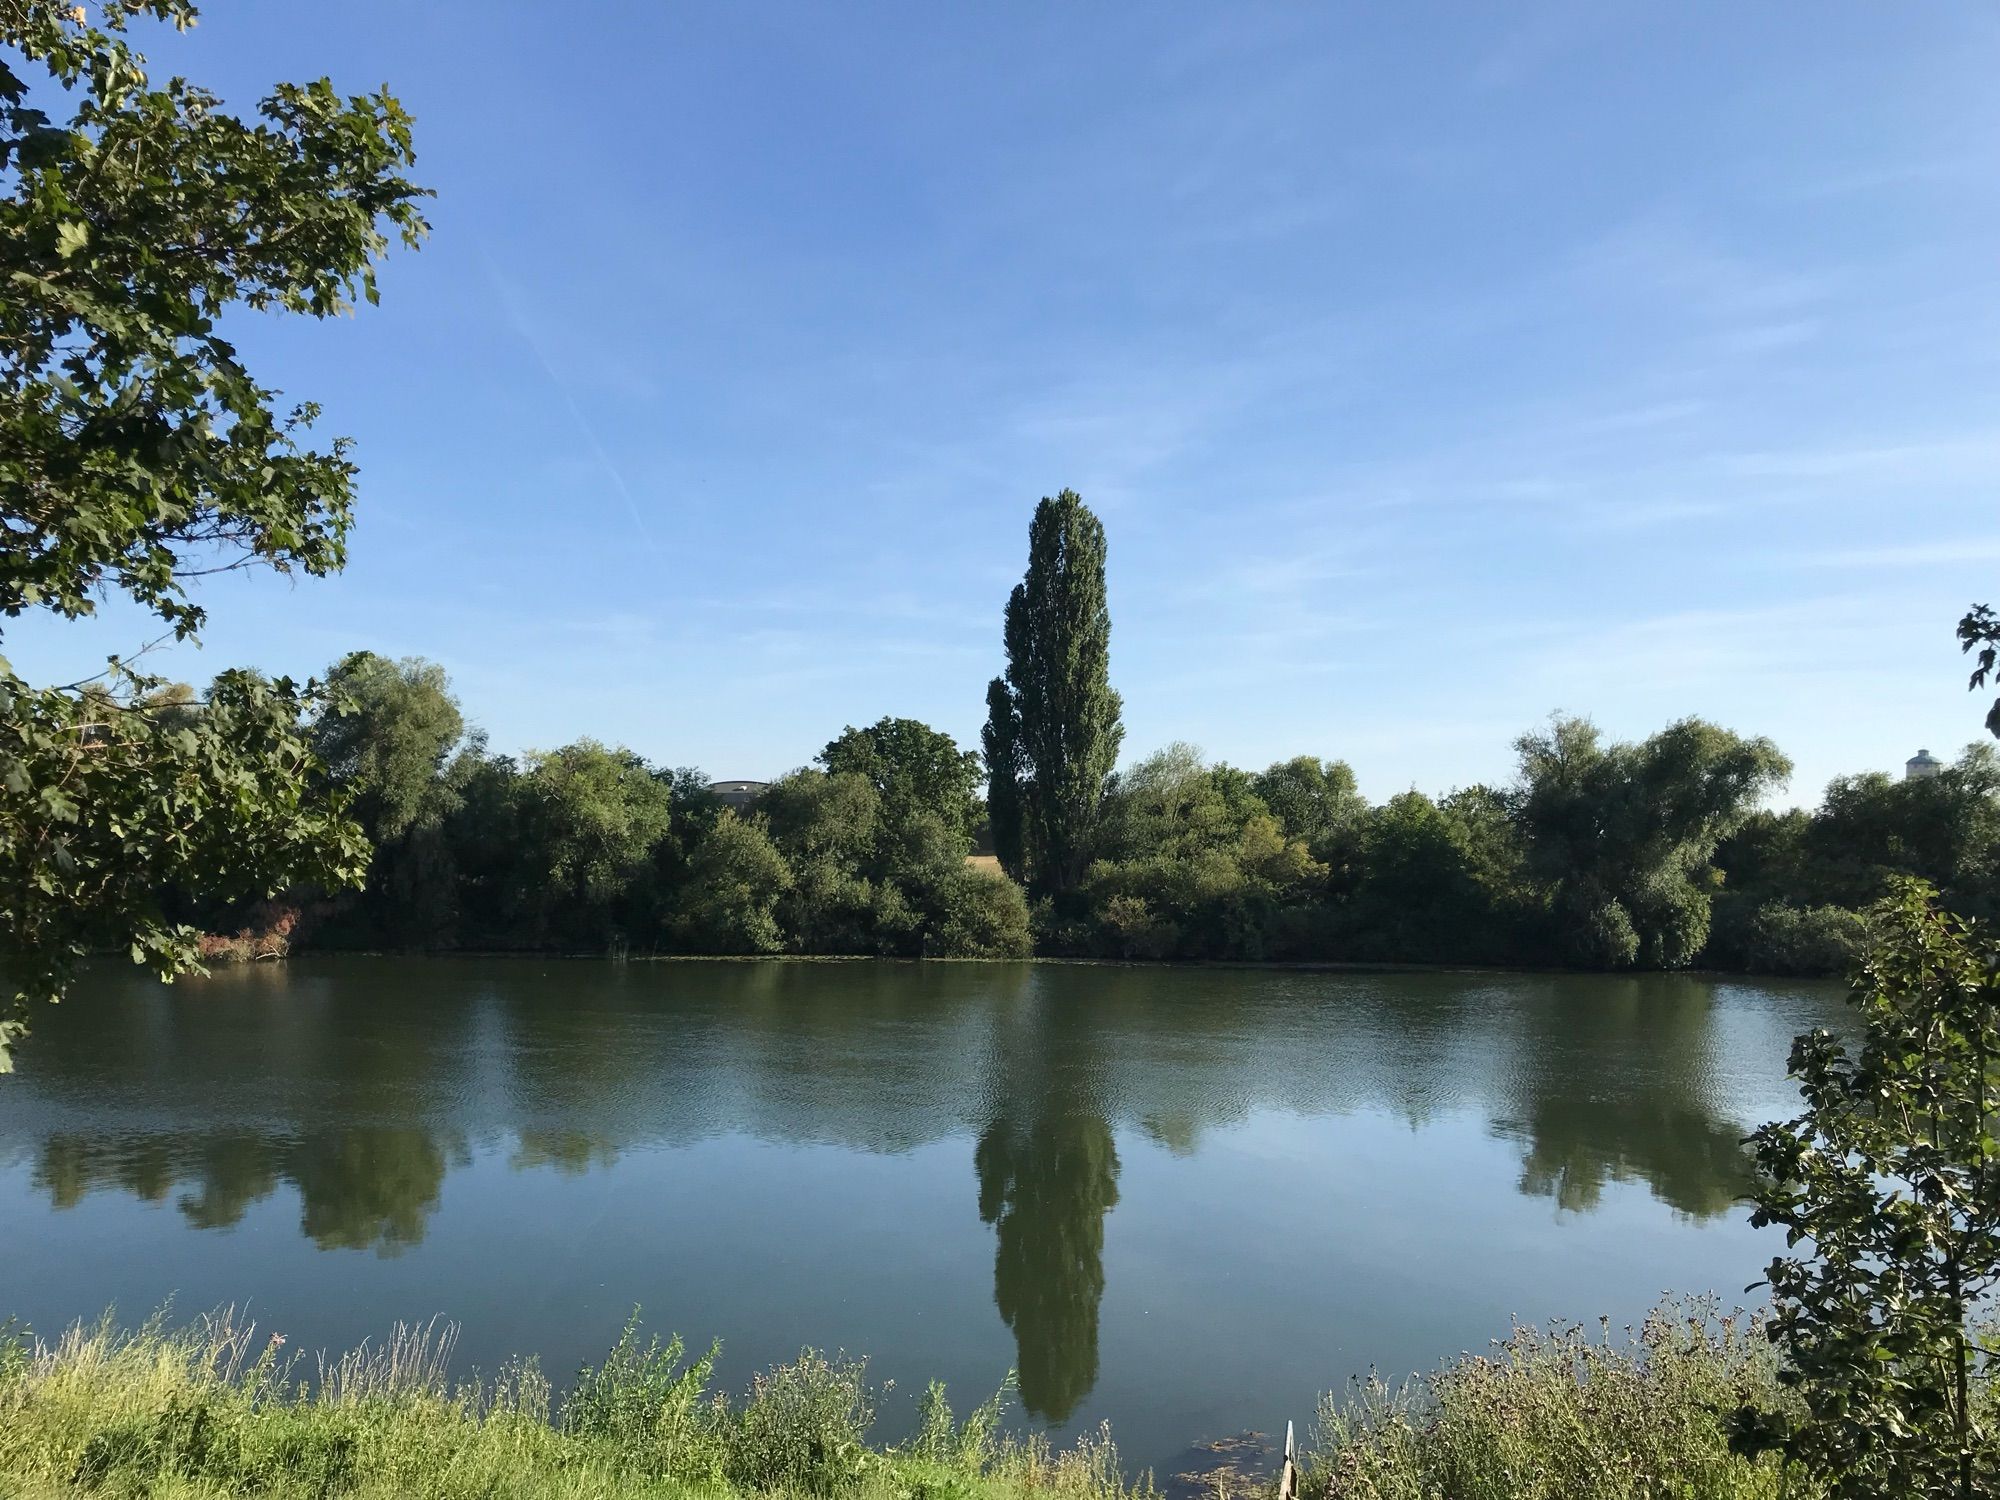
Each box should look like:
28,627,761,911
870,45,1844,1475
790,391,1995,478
12,2,2000,805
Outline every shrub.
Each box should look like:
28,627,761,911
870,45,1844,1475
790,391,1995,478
1738,881,2000,1498
559,1317,724,1483
727,1350,875,1496
924,865,1034,958
1739,902,1867,977
1305,1300,1804,1500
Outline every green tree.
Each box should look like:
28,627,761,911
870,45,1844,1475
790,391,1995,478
0,2,427,1065
759,765,1032,957
1513,715,1790,969
437,739,523,946
1084,744,1323,960
1253,754,1367,856
514,741,673,949
761,769,881,953
312,653,464,844
671,812,791,955
982,677,1026,880
1439,783,1537,947
1960,603,2000,738
1804,745,2000,920
1,667,365,1066
1096,743,1247,862
310,652,465,946
1347,791,1494,963
1736,880,2000,1498
919,860,1032,958
983,490,1124,899
819,716,983,847
1710,807,1814,966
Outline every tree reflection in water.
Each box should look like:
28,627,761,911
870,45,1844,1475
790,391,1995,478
34,1128,461,1256
975,984,1121,1424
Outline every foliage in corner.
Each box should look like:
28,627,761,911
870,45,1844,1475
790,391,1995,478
1,665,369,1064
1961,603,2000,740
0,0,429,1066
1736,877,2000,1498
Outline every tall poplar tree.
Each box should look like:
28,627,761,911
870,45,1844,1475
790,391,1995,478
982,490,1123,898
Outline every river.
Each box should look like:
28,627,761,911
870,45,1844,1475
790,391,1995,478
0,957,1846,1474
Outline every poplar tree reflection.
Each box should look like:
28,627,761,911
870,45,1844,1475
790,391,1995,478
974,987,1120,1424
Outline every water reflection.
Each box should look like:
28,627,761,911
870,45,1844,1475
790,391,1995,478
34,1128,465,1254
1,959,1843,1430
976,992,1121,1422
1485,976,1757,1220
1505,1100,1750,1218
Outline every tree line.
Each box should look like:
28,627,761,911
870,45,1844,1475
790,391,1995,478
161,494,1997,977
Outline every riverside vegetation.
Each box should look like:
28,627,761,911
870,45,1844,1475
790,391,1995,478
0,1302,1812,1500
148,651,2000,982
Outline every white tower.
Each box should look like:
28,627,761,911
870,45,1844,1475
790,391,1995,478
1906,748,1943,781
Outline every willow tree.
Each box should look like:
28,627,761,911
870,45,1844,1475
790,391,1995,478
0,2,429,1066
1513,715,1790,968
982,490,1123,898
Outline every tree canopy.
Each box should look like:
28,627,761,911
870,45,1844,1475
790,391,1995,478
819,716,983,846
312,653,464,844
1512,715,1791,968
0,1,428,1067
0,1,429,636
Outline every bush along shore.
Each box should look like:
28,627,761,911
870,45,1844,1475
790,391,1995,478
1304,1302,1814,1500
0,1301,1832,1500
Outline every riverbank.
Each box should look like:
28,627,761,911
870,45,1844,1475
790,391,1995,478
0,1313,1132,1500
0,1304,1805,1500
187,945,1849,985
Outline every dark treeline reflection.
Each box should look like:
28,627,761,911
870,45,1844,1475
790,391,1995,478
1482,976,1761,1220
1,960,1842,1415
35,1129,464,1254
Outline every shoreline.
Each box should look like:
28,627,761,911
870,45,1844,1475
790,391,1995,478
195,948,1848,984
0,1301,1797,1499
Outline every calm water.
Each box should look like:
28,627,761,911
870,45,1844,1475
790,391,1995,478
0,958,1845,1472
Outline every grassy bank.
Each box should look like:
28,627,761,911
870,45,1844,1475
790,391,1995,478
0,1303,1812,1500
0,1315,1133,1500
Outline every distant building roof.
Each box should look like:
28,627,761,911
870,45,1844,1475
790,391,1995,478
1906,749,1943,780
707,779,770,809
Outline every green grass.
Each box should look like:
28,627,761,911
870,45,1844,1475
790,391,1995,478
0,1313,1135,1500
0,1301,1832,1500
1299,1300,1817,1500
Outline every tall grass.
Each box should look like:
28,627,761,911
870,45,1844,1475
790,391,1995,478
1301,1300,1816,1500
0,1312,1135,1500
0,1300,1845,1500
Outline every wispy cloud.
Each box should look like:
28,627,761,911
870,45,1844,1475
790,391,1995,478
1474,3,1614,88
1796,538,2000,569
480,253,664,559
1788,155,1981,201
1717,436,2000,486
1570,210,1842,321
